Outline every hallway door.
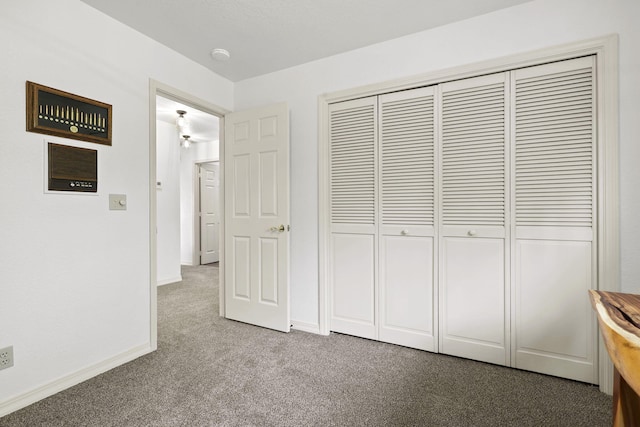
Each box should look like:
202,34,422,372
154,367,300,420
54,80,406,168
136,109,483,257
200,162,220,264
224,103,290,332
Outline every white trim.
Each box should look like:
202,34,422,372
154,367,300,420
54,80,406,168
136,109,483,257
149,79,230,349
0,344,150,418
157,275,182,286
594,34,619,395
193,163,201,266
317,34,619,394
291,320,321,335
317,96,331,336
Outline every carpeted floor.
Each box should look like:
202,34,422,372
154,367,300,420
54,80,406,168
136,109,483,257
1,264,612,426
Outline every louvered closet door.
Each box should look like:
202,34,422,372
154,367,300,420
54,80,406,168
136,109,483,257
439,73,509,366
512,56,597,383
378,87,436,351
329,97,378,339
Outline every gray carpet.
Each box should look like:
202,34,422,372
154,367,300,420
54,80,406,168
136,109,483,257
1,264,612,426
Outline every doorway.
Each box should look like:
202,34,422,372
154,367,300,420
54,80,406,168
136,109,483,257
155,95,220,274
149,80,230,350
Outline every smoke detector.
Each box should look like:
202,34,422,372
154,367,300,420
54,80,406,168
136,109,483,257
210,48,231,61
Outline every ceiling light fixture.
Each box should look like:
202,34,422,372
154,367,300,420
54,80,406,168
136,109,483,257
181,135,191,148
176,110,187,128
210,48,231,62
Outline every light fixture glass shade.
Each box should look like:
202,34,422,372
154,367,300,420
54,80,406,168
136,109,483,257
181,135,191,148
176,110,187,129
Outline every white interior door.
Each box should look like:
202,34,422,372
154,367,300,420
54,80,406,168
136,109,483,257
200,162,219,264
378,88,437,351
511,56,597,383
224,103,290,332
439,72,510,366
329,97,378,339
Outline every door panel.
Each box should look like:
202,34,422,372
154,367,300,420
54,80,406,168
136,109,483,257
224,103,290,332
439,72,509,366
329,97,378,339
440,237,506,365
377,87,437,351
232,236,251,300
514,239,595,381
330,233,376,339
512,56,596,383
259,237,279,304
379,235,435,350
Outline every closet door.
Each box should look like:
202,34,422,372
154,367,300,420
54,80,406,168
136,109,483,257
329,97,378,339
512,56,597,383
378,87,436,351
439,73,510,366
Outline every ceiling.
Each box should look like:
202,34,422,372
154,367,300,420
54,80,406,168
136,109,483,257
156,96,219,144
80,0,533,82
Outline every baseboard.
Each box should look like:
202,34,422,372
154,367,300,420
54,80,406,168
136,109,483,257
0,343,152,418
157,275,182,286
291,320,321,335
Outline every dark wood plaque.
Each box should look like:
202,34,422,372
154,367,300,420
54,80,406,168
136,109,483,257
27,81,112,146
48,143,98,192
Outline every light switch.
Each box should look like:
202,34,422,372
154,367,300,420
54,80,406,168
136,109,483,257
109,194,127,211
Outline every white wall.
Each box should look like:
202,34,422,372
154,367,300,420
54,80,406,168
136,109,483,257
156,119,182,285
0,0,232,411
234,0,640,328
179,140,220,265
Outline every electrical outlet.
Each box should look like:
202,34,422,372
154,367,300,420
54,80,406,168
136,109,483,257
0,346,14,370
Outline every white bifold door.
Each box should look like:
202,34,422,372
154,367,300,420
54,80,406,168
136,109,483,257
329,87,437,351
511,57,597,382
224,103,290,333
438,72,510,366
327,56,598,383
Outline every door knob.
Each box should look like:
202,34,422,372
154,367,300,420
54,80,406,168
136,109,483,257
270,224,285,232
468,230,477,236
401,229,409,235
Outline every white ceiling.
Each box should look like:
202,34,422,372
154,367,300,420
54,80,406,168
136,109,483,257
156,96,219,144
80,0,533,82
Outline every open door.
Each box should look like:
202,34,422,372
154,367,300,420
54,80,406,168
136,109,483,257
224,103,290,332
199,162,220,264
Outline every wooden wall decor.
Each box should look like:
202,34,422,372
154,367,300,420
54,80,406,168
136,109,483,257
26,81,112,146
48,143,98,193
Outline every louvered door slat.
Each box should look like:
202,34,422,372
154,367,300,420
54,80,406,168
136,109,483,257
441,77,506,226
380,91,435,227
514,60,594,228
329,99,376,226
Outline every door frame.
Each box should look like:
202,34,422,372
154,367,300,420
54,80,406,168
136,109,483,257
194,160,220,266
318,34,619,393
149,80,230,352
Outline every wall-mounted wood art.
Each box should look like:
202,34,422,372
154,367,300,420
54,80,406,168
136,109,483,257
48,143,98,193
26,81,112,146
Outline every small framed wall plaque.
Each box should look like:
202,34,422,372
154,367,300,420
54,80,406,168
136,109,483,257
27,81,112,146
48,143,98,193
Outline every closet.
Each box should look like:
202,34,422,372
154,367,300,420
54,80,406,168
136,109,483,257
327,55,597,383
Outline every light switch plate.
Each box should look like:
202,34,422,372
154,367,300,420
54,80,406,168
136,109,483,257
109,194,127,210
